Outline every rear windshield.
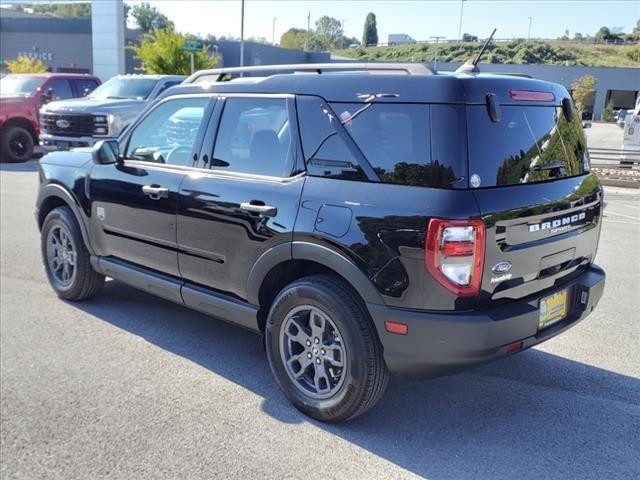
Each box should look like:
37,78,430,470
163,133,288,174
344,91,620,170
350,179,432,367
467,105,587,187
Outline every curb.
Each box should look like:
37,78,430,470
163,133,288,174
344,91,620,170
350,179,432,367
598,177,640,189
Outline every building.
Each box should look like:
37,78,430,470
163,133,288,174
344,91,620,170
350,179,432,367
436,61,639,120
388,34,415,46
0,9,329,80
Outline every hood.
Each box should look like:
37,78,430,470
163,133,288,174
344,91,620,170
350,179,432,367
41,97,146,115
39,147,93,168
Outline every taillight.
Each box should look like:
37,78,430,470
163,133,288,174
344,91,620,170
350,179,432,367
425,218,485,297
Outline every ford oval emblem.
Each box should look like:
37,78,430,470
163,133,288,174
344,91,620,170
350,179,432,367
492,261,512,274
56,119,70,129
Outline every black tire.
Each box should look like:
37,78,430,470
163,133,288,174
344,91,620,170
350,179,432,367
1,126,34,163
265,275,389,423
41,206,105,301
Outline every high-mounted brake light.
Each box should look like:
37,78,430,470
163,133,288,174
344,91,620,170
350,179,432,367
509,90,555,102
425,219,485,297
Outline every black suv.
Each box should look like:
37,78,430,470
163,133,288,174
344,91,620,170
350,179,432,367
36,63,606,422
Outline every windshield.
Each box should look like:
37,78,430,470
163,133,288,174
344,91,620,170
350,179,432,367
0,75,45,97
88,77,158,100
467,105,587,187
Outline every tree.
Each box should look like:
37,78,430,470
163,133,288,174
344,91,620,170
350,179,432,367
574,32,583,41
8,3,91,17
315,16,344,50
600,101,616,122
131,2,174,32
570,75,597,119
129,28,217,75
6,56,48,73
280,28,309,50
363,12,378,46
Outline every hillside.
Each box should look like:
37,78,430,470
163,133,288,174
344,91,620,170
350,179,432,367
333,40,640,68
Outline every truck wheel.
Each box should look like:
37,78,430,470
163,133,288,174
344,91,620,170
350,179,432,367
1,126,34,163
265,275,389,423
41,206,105,301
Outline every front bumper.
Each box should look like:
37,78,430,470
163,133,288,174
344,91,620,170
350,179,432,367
368,264,606,377
40,133,109,152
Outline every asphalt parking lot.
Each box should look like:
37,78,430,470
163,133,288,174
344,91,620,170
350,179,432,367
1,160,639,480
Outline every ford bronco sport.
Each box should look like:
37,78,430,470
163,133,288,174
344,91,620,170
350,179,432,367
36,63,605,423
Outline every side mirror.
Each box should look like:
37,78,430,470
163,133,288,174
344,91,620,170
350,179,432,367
40,89,53,104
92,140,120,165
83,87,92,97
582,122,592,129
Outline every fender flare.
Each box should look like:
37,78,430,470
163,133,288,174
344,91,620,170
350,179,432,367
36,183,95,255
246,241,384,307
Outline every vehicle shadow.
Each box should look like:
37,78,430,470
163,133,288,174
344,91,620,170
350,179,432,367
71,279,640,480
0,159,39,172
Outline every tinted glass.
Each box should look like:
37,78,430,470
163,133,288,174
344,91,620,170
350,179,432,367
212,97,294,177
467,105,588,187
157,80,182,95
74,78,99,96
0,75,45,97
89,77,158,100
47,79,73,100
126,97,208,166
296,96,367,181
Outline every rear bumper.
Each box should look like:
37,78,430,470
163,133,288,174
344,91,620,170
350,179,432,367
368,264,605,377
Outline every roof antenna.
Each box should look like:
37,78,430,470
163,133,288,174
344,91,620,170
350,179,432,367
456,28,497,74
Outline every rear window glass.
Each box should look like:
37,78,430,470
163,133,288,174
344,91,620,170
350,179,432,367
330,102,466,188
467,105,587,187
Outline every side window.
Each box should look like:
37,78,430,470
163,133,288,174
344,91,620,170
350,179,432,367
296,96,367,181
156,80,182,96
46,79,73,100
74,79,99,97
126,97,209,166
211,97,294,177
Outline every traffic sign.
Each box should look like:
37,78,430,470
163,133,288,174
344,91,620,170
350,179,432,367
183,40,203,52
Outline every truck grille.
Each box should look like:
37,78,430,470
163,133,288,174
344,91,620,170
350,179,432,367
40,113,97,137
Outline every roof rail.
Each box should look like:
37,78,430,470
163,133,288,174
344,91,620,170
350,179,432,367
184,62,434,84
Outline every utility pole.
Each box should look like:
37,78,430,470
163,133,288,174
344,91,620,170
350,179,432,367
457,0,466,41
527,16,533,41
272,17,277,45
430,36,445,70
306,11,311,51
239,0,245,69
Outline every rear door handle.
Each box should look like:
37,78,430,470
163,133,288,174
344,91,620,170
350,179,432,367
240,201,277,217
142,185,169,200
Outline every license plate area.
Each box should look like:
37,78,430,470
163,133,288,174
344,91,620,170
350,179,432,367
539,289,570,330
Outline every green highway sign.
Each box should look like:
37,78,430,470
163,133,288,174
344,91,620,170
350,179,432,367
183,40,203,52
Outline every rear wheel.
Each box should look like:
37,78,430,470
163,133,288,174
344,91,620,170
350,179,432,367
1,126,34,163
41,207,105,301
265,275,389,423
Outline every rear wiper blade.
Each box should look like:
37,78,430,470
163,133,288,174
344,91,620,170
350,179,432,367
531,161,565,171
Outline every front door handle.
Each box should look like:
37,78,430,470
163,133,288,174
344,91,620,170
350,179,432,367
240,201,277,217
142,185,169,200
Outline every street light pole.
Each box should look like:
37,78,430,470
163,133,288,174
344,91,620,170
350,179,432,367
457,0,466,41
239,0,245,69
528,16,533,41
272,17,277,45
430,36,445,70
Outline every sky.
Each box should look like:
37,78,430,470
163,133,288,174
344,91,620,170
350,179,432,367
122,0,640,43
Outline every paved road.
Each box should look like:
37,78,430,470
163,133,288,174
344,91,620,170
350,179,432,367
1,161,639,480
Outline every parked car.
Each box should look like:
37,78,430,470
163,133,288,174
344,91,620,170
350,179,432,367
462,33,479,42
616,108,632,128
36,63,605,423
39,74,185,152
0,73,100,162
621,100,640,167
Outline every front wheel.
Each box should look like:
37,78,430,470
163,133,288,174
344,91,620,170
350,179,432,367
265,275,389,423
1,126,34,163
41,206,105,301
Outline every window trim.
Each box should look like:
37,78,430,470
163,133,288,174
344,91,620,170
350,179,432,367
199,93,305,180
119,93,215,169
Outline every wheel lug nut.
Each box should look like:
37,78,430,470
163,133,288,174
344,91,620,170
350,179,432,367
316,358,321,364
307,352,312,359
306,340,311,346
314,338,319,344
321,349,325,355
